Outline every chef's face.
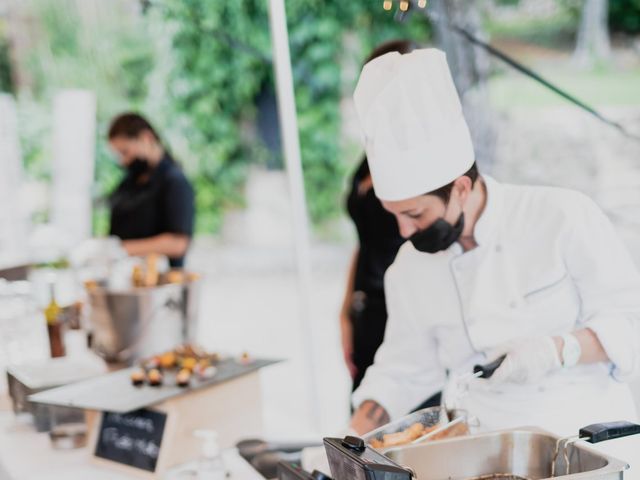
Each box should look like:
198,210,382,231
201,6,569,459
109,130,156,167
382,176,473,239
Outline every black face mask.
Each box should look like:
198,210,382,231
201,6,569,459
409,213,465,253
126,157,150,178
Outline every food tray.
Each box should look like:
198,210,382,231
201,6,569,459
363,407,469,450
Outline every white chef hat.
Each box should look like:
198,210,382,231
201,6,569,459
353,48,475,201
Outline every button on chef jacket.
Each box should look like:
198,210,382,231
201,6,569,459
352,176,640,437
109,153,195,268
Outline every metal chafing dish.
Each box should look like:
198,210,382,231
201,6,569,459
324,422,640,480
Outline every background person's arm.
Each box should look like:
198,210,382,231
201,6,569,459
340,249,359,378
122,233,190,259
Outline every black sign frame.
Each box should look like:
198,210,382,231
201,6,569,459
94,408,168,473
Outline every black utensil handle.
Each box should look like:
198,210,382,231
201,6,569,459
579,421,640,444
473,354,507,379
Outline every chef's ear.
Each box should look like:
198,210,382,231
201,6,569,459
452,175,473,202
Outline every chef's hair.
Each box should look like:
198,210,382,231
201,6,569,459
429,162,479,203
108,112,161,143
364,39,418,65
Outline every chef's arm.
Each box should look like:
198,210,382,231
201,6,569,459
350,400,390,435
563,194,640,380
553,328,608,364
122,233,190,259
349,263,446,431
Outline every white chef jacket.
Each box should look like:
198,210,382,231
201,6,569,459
352,176,640,437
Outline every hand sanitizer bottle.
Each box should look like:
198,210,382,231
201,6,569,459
195,430,225,480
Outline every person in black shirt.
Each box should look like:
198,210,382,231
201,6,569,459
340,40,418,392
107,113,195,268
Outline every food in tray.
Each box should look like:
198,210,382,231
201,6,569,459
176,368,192,387
429,419,470,440
369,422,439,449
130,369,145,386
134,343,222,388
180,357,197,372
239,351,253,365
147,368,163,387
160,351,177,369
165,269,185,284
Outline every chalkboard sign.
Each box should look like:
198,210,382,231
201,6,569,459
94,409,167,472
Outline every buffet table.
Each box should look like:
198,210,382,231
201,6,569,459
0,410,264,480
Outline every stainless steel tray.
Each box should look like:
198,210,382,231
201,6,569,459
384,427,629,480
28,358,279,413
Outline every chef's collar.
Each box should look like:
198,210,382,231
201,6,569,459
471,174,502,247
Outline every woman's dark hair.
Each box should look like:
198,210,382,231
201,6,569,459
429,162,480,203
364,39,418,65
108,112,161,142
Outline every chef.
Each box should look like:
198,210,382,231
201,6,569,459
348,48,640,465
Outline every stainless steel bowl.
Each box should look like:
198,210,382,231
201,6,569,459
87,280,200,364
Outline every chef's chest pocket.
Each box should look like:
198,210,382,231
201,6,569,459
521,271,580,331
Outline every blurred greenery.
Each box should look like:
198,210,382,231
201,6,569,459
6,0,431,235
161,1,431,232
609,0,640,33
486,5,579,47
8,0,639,237
490,65,640,108
491,0,640,42
0,33,12,93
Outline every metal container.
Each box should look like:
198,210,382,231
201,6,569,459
87,280,200,365
384,427,629,480
7,356,106,431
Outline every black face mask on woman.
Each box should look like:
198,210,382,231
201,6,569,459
409,213,465,253
126,157,150,178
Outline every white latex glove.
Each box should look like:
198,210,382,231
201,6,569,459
489,336,561,385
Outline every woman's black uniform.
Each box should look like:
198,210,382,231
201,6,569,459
109,153,195,268
346,158,405,391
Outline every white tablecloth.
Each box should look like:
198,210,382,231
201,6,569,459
0,412,264,480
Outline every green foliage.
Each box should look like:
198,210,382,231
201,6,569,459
609,0,640,33
162,1,431,231
0,23,13,93
487,4,579,47
17,0,431,235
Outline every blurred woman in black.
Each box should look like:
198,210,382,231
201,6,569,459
108,113,195,268
340,40,417,392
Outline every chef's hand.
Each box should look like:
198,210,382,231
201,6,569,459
488,336,562,384
340,312,358,379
